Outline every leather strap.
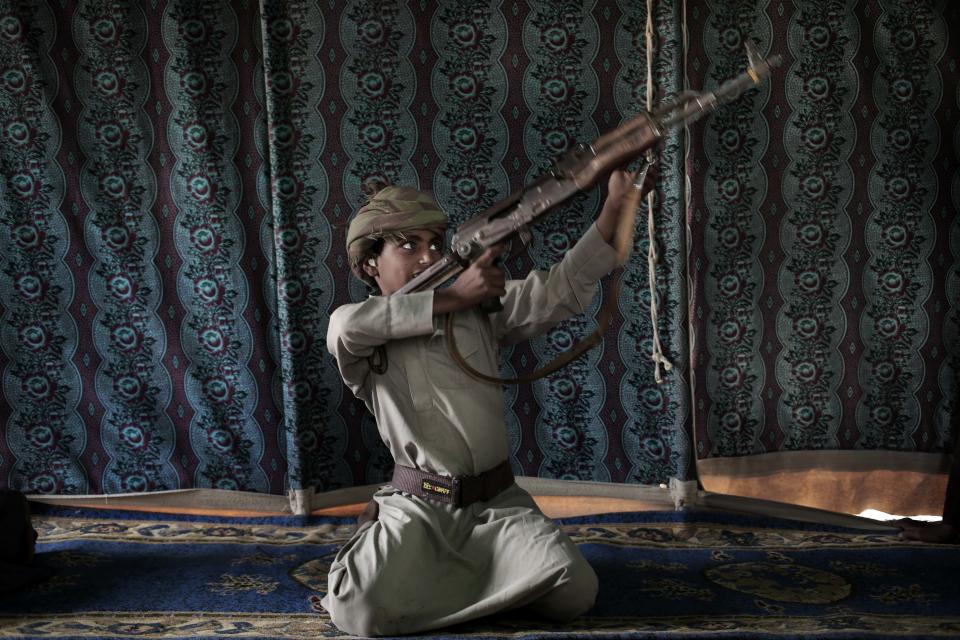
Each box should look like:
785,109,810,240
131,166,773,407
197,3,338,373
445,277,616,384
390,460,514,508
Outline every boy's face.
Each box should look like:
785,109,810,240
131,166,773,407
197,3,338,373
364,229,445,295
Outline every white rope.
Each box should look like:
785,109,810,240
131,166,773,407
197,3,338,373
645,0,673,384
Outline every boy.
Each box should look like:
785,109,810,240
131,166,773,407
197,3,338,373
324,170,640,636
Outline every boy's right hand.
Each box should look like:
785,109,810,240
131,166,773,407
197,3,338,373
434,247,506,314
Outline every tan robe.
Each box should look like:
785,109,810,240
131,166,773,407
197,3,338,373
323,224,617,636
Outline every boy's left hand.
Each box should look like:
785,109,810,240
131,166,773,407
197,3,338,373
596,163,657,244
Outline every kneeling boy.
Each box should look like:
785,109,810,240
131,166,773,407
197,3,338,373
324,172,638,636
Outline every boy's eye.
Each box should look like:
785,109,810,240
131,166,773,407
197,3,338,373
400,241,415,250
430,241,442,252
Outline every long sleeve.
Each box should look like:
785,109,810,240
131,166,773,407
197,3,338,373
326,290,435,396
493,222,618,345
326,288,511,476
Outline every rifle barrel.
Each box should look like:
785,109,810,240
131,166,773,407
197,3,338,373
659,50,782,129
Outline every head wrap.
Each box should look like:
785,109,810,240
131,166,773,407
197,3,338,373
346,186,448,287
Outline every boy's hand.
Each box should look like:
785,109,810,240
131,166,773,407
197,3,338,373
433,247,506,314
596,163,657,245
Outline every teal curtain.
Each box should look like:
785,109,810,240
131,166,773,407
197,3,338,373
687,1,959,463
0,0,691,496
0,0,956,499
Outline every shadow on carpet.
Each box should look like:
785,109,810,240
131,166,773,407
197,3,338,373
1,506,958,639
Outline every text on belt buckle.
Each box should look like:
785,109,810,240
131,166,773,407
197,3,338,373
419,475,458,504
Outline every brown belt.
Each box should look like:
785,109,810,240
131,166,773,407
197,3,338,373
390,460,515,508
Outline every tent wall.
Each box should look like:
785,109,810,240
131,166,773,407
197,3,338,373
0,0,690,498
686,1,959,512
0,1,956,512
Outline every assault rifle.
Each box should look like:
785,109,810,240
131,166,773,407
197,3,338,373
397,42,781,299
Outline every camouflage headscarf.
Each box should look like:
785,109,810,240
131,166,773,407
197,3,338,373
346,186,448,287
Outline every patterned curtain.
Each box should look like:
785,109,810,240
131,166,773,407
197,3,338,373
687,2,959,470
0,0,692,500
2,0,956,505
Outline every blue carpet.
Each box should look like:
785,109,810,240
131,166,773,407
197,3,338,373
1,506,959,639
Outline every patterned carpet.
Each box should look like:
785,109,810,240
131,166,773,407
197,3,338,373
1,506,959,639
